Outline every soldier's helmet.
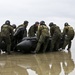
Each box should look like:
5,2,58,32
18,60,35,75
35,21,39,25
40,21,45,25
64,22,69,26
49,22,54,27
24,20,29,25
12,24,16,29
5,20,10,25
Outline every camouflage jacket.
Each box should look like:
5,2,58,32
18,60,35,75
50,25,61,36
63,26,74,39
28,24,38,37
37,25,49,39
1,24,13,37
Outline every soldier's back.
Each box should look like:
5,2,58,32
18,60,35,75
1,24,13,37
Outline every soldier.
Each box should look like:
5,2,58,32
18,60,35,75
0,20,13,54
62,22,74,51
14,20,29,43
32,21,49,53
28,21,39,37
49,22,61,52
17,20,28,37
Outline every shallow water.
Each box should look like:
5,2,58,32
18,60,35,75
0,38,75,75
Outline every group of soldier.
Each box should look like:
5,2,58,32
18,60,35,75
31,21,74,54
0,20,74,54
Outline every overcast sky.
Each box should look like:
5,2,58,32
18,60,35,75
0,0,75,29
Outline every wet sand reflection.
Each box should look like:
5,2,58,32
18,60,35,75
0,51,74,75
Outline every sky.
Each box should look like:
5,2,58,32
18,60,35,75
0,0,75,30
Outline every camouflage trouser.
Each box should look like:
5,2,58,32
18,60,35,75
62,36,72,50
35,35,49,52
50,34,61,51
0,36,11,53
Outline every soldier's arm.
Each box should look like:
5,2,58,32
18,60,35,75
63,26,68,35
37,26,41,40
50,27,54,36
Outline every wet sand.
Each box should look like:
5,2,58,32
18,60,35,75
0,38,75,75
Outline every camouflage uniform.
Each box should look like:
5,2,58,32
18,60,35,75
0,24,13,54
28,24,38,37
62,25,74,50
50,25,61,51
34,24,49,53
